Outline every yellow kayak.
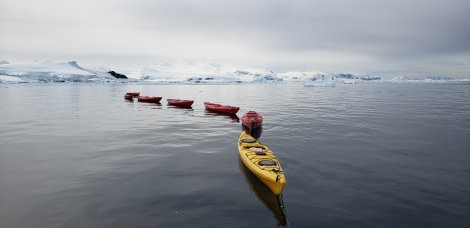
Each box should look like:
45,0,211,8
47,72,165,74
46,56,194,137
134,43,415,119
238,130,286,195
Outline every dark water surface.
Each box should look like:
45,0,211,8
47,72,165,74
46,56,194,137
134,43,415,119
1,82,469,227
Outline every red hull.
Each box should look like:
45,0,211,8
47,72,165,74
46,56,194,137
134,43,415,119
167,99,194,107
124,93,134,100
137,96,162,103
241,111,263,130
204,102,240,114
126,92,140,97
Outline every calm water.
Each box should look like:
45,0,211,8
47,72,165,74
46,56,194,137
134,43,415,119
1,82,469,228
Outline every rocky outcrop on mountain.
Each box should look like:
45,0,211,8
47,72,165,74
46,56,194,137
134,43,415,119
108,71,128,79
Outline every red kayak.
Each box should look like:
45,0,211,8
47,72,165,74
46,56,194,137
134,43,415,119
241,111,263,132
167,99,194,107
204,102,240,114
124,93,134,100
126,92,140,97
137,96,162,103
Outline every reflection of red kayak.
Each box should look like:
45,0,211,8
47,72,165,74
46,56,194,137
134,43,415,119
204,102,240,114
204,110,239,122
167,99,194,107
241,111,263,133
137,96,162,103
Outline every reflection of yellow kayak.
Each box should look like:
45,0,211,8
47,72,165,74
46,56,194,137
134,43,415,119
239,158,287,226
238,130,286,195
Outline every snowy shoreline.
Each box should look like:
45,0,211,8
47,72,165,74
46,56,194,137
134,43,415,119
1,60,468,84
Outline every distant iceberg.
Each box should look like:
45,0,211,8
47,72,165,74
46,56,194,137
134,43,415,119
303,73,336,87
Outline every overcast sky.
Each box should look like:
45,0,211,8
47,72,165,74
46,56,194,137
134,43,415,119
1,0,469,77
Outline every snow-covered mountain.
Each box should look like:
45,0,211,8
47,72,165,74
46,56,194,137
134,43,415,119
1,60,466,84
0,61,120,83
390,75,460,83
0,60,284,84
118,61,282,83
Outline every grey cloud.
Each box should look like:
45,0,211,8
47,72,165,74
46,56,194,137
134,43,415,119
0,0,469,77
128,0,470,55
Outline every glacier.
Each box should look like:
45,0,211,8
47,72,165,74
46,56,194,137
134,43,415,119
0,60,468,84
0,61,120,83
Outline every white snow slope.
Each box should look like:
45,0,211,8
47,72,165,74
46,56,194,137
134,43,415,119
1,60,467,84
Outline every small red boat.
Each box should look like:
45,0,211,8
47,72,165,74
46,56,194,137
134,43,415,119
126,92,140,97
204,102,240,114
167,99,194,107
124,93,134,100
137,96,162,103
241,111,263,133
